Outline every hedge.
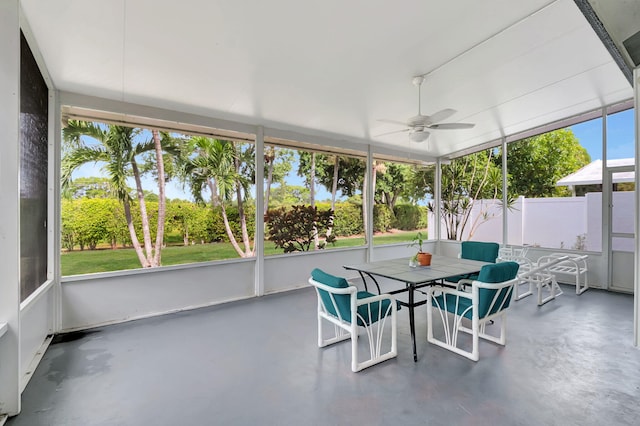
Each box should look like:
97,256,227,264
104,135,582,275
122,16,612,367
393,204,428,230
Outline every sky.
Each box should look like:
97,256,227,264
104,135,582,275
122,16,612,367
571,108,635,161
71,109,636,201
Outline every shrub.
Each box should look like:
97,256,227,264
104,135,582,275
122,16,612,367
373,204,394,232
332,202,363,236
393,204,428,230
209,204,256,243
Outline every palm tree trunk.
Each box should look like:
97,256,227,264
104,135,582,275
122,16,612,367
211,182,220,207
326,155,339,239
310,152,319,250
208,178,246,257
221,203,246,257
152,130,166,267
131,159,154,264
264,147,275,215
330,156,339,209
234,154,252,256
123,198,150,267
362,169,368,243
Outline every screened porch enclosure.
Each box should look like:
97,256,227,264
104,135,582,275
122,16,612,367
2,0,640,423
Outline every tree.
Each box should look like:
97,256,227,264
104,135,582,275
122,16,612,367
62,176,116,200
497,129,590,198
62,121,169,267
374,162,413,210
263,146,294,214
179,137,254,258
267,184,310,207
428,149,507,240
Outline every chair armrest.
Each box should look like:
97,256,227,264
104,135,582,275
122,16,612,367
355,293,396,306
428,285,472,300
518,256,568,280
548,253,588,269
456,279,474,291
308,278,358,295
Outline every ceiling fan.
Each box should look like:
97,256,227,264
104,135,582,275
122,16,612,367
378,76,475,143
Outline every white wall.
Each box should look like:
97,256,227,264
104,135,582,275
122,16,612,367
61,260,255,331
0,0,22,416
522,197,586,249
508,197,525,246
264,247,368,294
58,242,434,331
20,287,54,390
586,192,603,252
429,192,635,253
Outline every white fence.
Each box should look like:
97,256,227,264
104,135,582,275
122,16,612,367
428,192,634,252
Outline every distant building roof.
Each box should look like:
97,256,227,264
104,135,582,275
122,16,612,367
556,158,635,186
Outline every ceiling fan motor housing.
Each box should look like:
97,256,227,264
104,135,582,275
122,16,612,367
408,115,431,127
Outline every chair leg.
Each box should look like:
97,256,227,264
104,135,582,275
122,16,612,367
351,303,398,372
351,324,359,372
514,277,533,301
317,306,323,347
537,275,563,306
471,316,480,362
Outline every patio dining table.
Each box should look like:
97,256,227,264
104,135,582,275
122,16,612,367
344,255,490,362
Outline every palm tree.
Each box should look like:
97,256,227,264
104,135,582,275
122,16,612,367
62,121,168,267
181,137,254,258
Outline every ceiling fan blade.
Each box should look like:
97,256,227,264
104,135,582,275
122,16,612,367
427,108,456,123
375,128,411,137
429,122,475,130
377,118,408,126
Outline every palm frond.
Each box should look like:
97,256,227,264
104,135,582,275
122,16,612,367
60,145,110,189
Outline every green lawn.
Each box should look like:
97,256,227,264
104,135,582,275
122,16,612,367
61,230,424,276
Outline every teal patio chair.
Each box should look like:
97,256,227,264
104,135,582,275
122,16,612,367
427,262,519,361
308,268,398,372
445,241,500,284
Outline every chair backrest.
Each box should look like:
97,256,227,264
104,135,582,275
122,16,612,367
310,268,352,322
476,262,519,317
461,241,500,263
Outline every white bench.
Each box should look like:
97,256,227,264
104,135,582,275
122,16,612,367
544,253,588,295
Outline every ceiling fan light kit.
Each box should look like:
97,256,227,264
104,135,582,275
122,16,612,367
378,75,475,143
409,129,429,142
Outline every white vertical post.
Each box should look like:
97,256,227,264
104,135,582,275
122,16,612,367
0,0,22,416
254,126,265,296
502,137,508,246
52,91,62,332
634,67,640,347
602,107,611,291
435,158,442,249
366,145,374,262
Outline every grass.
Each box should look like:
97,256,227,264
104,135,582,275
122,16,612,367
61,230,424,276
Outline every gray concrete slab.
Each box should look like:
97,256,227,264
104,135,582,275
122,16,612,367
8,285,640,426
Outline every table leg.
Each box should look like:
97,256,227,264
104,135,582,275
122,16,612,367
409,284,417,362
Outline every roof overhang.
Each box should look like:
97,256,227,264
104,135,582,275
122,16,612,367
21,0,634,158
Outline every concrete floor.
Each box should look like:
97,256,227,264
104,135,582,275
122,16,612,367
8,284,640,426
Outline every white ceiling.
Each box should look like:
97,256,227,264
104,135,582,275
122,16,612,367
21,0,633,158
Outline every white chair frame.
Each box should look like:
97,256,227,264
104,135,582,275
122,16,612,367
426,277,518,361
516,255,570,306
308,278,397,372
545,253,589,295
497,247,534,301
